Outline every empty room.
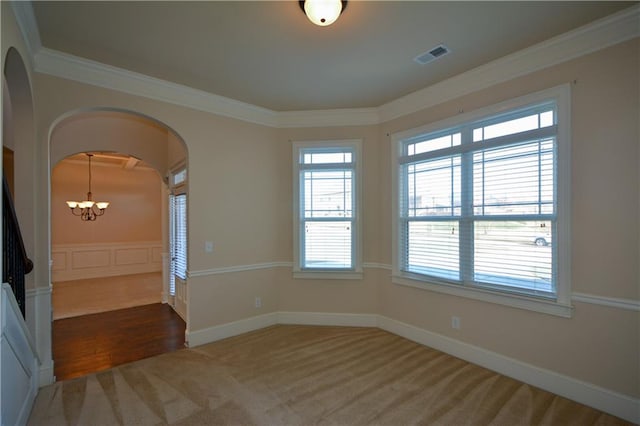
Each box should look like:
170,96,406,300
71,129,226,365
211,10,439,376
1,1,638,425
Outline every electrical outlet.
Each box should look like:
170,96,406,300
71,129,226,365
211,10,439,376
205,241,214,253
255,296,262,308
451,316,461,330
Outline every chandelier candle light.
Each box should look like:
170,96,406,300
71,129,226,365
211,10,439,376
66,153,110,221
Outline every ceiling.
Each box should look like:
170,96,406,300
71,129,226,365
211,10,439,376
62,152,147,170
31,1,634,111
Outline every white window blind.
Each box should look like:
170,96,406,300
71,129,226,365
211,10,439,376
295,144,359,271
169,193,187,295
399,102,559,299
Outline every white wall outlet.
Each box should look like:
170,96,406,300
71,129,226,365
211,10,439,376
205,241,214,253
451,316,461,330
255,296,262,308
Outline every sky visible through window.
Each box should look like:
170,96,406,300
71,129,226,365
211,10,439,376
404,108,555,294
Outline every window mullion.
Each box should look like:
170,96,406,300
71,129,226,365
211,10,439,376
460,127,474,285
300,170,308,267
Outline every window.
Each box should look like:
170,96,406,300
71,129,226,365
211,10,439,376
393,86,571,316
169,165,187,296
293,140,362,279
170,194,187,281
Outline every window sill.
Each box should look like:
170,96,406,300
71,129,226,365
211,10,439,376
294,270,363,280
392,274,573,318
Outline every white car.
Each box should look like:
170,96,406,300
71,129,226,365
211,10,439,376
534,233,551,246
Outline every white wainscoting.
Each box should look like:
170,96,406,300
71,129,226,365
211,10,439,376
52,241,162,282
25,286,54,386
1,284,40,426
173,277,187,322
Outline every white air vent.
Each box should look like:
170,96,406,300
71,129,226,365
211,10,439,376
414,44,451,65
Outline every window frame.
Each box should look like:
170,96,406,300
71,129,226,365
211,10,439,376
168,163,187,296
391,85,572,317
293,139,363,280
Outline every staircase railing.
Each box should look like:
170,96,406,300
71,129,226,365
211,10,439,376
2,174,33,318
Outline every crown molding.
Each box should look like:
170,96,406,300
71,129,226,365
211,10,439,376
17,3,640,128
10,1,41,59
33,48,279,127
378,4,640,122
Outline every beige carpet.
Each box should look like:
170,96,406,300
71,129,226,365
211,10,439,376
28,325,630,425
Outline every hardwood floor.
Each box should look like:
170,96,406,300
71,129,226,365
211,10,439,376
52,272,163,320
53,303,186,381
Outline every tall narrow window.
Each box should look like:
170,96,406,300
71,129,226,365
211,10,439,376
169,193,187,296
169,164,187,297
293,140,362,278
393,86,571,316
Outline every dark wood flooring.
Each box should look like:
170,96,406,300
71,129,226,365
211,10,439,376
53,303,186,381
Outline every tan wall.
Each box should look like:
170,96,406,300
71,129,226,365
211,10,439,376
50,112,171,176
378,38,639,397
51,161,163,244
31,73,282,333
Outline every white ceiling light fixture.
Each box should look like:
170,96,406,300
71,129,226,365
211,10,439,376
300,0,347,27
65,153,110,221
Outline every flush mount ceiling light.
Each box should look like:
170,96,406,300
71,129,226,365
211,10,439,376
65,153,110,221
299,0,347,27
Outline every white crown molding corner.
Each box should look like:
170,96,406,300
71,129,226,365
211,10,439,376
33,48,279,128
10,1,42,61
377,4,640,123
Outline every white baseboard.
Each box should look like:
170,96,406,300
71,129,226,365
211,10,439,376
39,362,55,387
185,312,278,348
178,311,639,423
376,316,639,424
278,311,378,327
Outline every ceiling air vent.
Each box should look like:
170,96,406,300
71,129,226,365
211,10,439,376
414,44,450,65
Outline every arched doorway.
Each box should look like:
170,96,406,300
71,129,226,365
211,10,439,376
48,109,188,380
3,46,37,299
2,45,41,425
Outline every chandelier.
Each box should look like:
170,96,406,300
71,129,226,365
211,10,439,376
65,153,109,221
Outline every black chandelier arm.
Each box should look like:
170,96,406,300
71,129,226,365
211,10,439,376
67,153,109,221
71,204,107,221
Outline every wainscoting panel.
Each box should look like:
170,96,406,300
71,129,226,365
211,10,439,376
114,247,148,266
72,249,110,269
52,241,162,282
174,277,187,321
1,284,40,426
